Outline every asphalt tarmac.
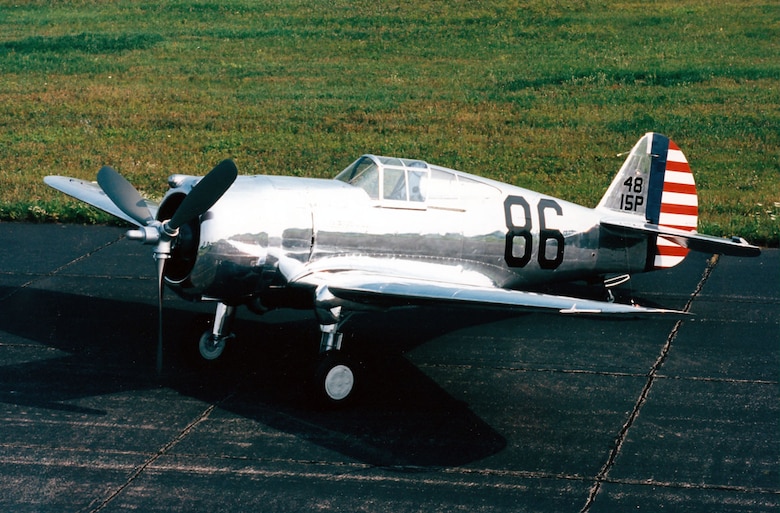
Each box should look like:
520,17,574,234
0,222,777,512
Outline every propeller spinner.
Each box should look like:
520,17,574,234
96,160,238,374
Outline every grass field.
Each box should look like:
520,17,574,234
0,0,777,245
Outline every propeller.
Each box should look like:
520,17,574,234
97,160,238,375
97,166,156,226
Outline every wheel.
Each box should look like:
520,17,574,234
314,352,356,406
198,331,227,361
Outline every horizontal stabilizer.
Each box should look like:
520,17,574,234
601,218,761,257
44,176,158,225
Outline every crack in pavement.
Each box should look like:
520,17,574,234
580,254,721,513
82,393,234,513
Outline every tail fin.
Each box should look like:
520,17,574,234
597,132,699,269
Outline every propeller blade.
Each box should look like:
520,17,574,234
97,166,155,226
168,159,238,231
156,255,166,376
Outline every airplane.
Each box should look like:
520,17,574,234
44,132,760,405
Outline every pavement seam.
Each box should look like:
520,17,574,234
415,363,779,385
83,394,233,513
0,234,126,302
580,254,720,513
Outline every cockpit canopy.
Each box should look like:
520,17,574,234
335,155,428,203
335,155,499,209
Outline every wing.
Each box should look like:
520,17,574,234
294,270,686,316
601,218,761,257
44,176,159,225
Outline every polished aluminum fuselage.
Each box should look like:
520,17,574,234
161,168,649,305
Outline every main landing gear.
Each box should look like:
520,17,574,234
313,286,358,406
198,302,236,361
195,292,359,406
314,322,357,406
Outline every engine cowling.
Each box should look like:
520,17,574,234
158,175,315,305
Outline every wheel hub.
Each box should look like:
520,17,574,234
324,364,354,401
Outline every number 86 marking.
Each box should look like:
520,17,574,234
504,196,564,269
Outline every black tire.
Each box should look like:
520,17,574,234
198,331,227,361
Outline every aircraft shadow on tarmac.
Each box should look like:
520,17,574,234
0,284,521,467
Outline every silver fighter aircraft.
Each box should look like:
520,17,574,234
45,132,760,404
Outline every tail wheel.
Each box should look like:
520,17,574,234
314,352,357,406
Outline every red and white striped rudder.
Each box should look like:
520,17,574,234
653,139,698,269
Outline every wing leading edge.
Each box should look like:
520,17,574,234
296,271,686,316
